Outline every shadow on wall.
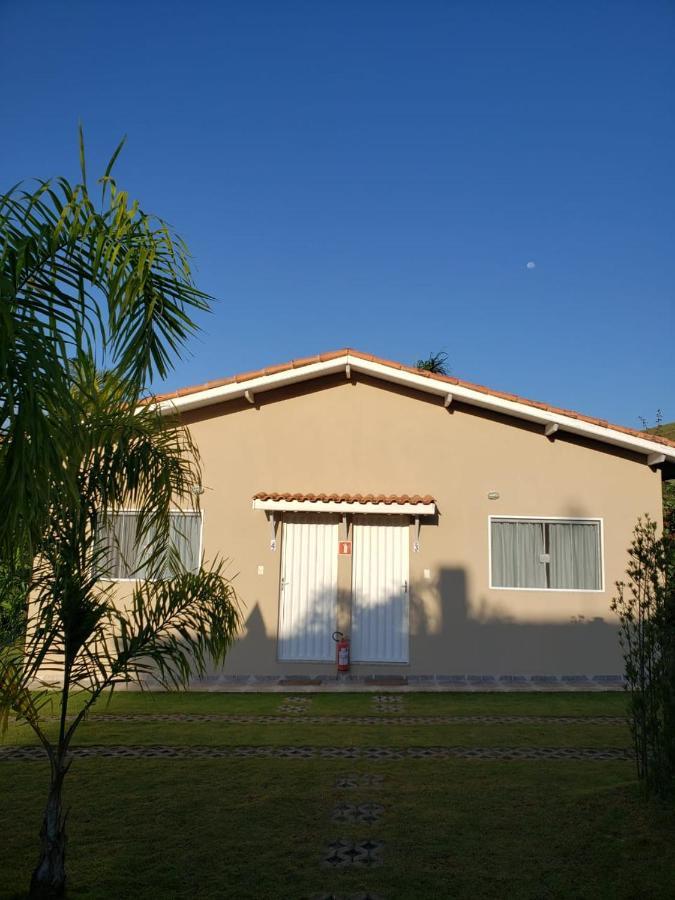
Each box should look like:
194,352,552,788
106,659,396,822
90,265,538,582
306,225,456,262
224,587,337,670
412,568,620,675
219,567,621,676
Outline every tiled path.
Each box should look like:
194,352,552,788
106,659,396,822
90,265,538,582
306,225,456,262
69,713,625,726
0,745,630,761
316,772,388,896
279,696,313,714
371,695,403,713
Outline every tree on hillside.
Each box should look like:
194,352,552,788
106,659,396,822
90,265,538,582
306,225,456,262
415,351,450,376
0,138,240,899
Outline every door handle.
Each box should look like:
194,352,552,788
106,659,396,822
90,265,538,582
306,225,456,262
403,580,408,593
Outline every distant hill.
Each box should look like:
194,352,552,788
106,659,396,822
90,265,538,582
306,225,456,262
649,421,675,442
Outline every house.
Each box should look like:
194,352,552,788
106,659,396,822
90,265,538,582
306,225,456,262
104,350,675,685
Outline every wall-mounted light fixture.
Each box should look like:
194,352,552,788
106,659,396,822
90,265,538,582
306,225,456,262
487,491,500,500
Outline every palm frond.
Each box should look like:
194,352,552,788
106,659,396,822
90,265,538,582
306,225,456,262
0,145,214,556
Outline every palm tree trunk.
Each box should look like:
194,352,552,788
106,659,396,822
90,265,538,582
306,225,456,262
29,765,67,899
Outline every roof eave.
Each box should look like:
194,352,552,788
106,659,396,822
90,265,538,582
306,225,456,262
153,352,675,466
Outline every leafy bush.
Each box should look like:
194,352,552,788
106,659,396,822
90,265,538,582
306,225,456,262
612,515,675,799
0,562,28,646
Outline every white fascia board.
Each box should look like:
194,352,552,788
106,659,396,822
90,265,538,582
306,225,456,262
152,352,675,463
155,358,347,414
349,357,675,463
252,498,437,516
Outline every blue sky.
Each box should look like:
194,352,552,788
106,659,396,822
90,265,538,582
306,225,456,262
2,1,673,427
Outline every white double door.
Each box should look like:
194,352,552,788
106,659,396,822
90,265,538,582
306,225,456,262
277,513,410,664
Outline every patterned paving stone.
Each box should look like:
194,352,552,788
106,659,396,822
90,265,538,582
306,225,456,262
310,893,386,899
334,773,385,789
371,696,403,715
0,745,632,762
50,713,626,726
331,802,384,824
319,748,364,759
322,839,384,868
279,696,312,714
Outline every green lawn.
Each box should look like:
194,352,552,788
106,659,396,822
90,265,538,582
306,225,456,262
2,719,630,749
13,688,631,717
2,692,673,900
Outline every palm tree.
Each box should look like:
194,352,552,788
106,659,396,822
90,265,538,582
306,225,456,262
0,129,211,561
0,138,240,898
0,359,240,898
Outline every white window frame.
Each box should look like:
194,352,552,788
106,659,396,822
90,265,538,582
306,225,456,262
97,509,204,583
488,515,605,593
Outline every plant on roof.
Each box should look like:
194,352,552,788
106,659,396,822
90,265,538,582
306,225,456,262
415,351,449,376
0,135,240,899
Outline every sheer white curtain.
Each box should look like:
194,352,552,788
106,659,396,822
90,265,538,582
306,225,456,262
491,520,547,588
98,512,201,579
548,522,601,590
98,514,154,579
166,513,201,575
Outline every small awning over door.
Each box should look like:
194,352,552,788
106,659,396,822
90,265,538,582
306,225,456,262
253,492,436,516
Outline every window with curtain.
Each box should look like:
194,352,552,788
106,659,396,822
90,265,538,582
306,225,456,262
97,512,202,580
491,518,602,590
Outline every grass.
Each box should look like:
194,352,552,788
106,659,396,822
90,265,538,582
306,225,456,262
2,720,630,749
2,692,673,899
15,688,631,717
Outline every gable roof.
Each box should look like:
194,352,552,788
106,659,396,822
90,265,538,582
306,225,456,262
153,349,675,466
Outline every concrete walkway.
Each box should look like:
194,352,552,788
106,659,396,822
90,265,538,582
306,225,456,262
180,677,626,693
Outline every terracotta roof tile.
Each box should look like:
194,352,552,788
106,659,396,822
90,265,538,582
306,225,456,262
290,354,322,368
152,348,675,451
253,491,435,506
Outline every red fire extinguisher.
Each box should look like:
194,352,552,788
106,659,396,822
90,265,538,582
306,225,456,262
332,631,350,672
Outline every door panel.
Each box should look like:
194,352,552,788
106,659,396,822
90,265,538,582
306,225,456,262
351,515,410,663
278,514,338,661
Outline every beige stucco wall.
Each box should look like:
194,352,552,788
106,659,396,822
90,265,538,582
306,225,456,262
160,374,664,677
174,373,664,678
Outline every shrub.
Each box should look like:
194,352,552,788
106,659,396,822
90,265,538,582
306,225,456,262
612,515,675,799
